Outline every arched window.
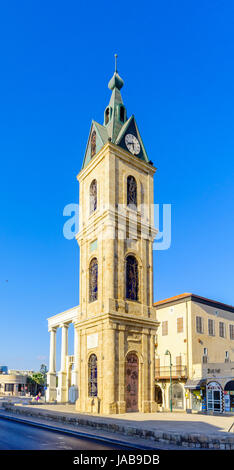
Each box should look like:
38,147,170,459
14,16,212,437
207,382,223,412
91,130,96,158
105,107,110,125
155,385,163,405
224,380,234,392
119,105,125,123
90,179,97,214
125,353,139,411
89,257,98,302
126,255,138,301
127,175,137,208
88,354,97,397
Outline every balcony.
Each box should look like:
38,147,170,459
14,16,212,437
155,366,187,380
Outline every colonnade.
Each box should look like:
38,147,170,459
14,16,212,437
46,308,79,402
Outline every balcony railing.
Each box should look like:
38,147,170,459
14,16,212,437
155,366,187,379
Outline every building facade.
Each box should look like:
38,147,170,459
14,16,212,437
0,373,28,396
155,293,234,413
8,369,34,376
46,61,160,413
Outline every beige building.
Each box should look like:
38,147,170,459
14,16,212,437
0,373,28,396
8,369,34,376
46,62,160,413
155,293,234,413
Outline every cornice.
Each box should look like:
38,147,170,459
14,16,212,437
47,305,80,329
76,207,158,242
77,142,156,182
73,311,159,330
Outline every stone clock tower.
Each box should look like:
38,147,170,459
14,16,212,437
74,58,160,414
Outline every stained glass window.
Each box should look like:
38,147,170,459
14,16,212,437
126,255,138,301
125,353,138,412
127,175,137,208
88,354,98,397
89,257,98,302
90,179,97,214
91,130,96,158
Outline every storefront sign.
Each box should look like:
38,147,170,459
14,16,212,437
207,368,221,374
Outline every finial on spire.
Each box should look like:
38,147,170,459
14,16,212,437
108,54,124,91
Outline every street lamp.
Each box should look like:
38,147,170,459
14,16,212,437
165,350,173,412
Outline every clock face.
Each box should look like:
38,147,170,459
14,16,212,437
125,134,141,155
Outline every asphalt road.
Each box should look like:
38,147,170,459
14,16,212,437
0,417,130,450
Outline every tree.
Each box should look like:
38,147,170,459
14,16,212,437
26,376,37,395
39,364,48,384
26,364,48,396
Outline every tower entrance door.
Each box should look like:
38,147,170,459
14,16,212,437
125,353,139,412
207,382,223,412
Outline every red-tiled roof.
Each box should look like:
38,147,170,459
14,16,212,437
154,293,234,312
154,293,192,306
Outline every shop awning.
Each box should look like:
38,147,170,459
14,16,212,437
184,379,206,390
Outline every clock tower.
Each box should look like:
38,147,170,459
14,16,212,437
75,57,159,414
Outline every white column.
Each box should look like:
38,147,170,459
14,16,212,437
72,323,79,386
57,323,69,402
49,327,57,373
60,324,69,372
46,327,57,402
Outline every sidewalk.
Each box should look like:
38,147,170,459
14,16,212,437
1,402,234,449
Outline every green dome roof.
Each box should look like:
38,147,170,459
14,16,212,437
108,71,124,91
108,54,124,90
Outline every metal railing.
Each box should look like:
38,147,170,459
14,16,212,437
155,366,187,378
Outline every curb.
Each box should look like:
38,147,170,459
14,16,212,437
0,411,152,450
2,403,234,449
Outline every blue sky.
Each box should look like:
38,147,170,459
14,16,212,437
0,1,233,371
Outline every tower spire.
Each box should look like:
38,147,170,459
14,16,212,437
81,54,149,169
115,53,117,73
104,54,126,142
108,54,124,91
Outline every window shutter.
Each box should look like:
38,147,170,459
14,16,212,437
177,317,183,333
